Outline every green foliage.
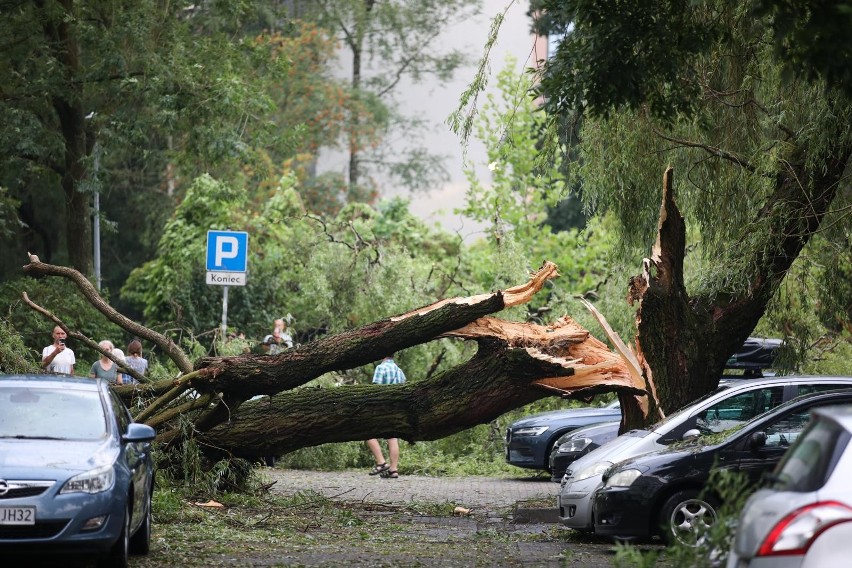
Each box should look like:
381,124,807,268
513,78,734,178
460,57,568,242
532,0,711,122
0,316,38,374
304,0,481,194
0,0,297,276
0,276,125,373
752,0,852,97
120,171,482,383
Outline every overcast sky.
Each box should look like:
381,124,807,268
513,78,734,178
317,0,541,242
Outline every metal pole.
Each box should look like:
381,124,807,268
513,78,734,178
221,285,229,340
92,144,101,290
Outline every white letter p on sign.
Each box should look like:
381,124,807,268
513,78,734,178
215,236,239,267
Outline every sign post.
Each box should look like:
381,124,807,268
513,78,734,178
206,230,249,339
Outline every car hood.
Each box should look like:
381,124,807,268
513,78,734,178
0,438,119,476
511,407,621,429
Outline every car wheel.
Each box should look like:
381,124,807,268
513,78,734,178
99,506,130,568
658,490,717,546
129,491,152,556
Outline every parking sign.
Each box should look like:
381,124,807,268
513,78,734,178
206,230,248,286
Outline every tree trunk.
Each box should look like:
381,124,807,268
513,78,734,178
628,142,851,427
41,0,94,275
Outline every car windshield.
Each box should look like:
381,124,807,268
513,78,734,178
770,417,850,492
649,382,736,433
0,386,107,440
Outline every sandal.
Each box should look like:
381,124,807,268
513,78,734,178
381,470,399,479
369,463,390,476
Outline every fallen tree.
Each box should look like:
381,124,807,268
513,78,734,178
23,258,649,461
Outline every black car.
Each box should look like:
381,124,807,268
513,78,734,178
505,400,621,471
592,389,852,545
548,421,620,482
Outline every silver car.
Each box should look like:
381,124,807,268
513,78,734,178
727,405,852,567
557,376,852,531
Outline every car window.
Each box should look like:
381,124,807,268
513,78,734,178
695,387,784,434
771,417,850,492
0,387,106,440
797,384,852,397
762,409,810,448
109,389,131,433
652,383,736,432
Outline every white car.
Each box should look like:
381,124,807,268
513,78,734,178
557,376,852,531
727,405,852,567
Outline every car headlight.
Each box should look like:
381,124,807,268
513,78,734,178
557,437,592,454
604,468,643,488
573,461,612,482
512,426,549,436
60,464,115,494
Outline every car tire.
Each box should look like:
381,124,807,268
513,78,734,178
129,492,152,556
658,489,718,546
99,506,130,568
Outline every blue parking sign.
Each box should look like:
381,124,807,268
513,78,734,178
206,230,248,272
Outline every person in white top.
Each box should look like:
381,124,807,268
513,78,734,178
41,325,76,375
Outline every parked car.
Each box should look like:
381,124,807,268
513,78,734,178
548,421,620,482
727,404,852,567
558,376,852,532
592,389,852,544
505,400,621,471
514,338,782,475
0,375,156,566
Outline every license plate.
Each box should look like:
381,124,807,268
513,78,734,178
0,506,36,525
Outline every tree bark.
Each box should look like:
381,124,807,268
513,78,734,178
40,0,94,274
628,144,851,425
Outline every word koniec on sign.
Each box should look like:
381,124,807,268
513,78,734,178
206,272,247,285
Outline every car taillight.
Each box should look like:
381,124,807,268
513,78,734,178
757,501,852,557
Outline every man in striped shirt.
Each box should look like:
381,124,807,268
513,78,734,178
366,355,407,478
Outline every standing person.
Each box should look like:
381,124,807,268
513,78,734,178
126,339,148,382
275,318,294,349
89,340,121,384
41,325,75,375
111,345,127,384
366,354,407,479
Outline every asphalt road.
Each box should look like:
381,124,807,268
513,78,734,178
263,467,560,516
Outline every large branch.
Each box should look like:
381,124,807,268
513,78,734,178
191,262,562,397
23,256,194,374
200,318,643,459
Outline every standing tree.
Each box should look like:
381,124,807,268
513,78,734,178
0,1,291,276
524,0,852,425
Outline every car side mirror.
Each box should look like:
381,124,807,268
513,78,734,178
122,422,156,443
682,429,701,441
750,431,767,450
